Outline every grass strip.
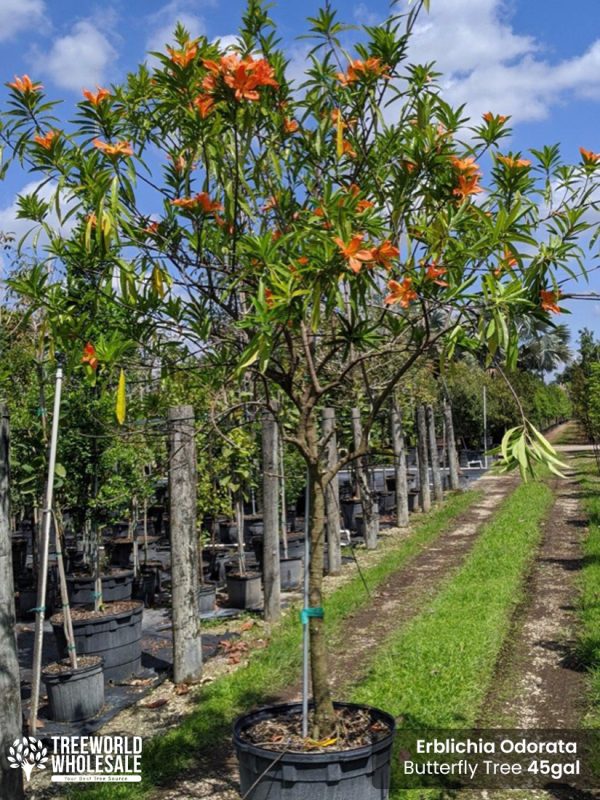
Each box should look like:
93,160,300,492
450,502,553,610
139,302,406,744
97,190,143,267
350,480,553,799
571,455,600,727
68,488,484,799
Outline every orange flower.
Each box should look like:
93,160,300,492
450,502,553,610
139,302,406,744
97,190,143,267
283,117,299,133
483,111,508,123
540,289,562,314
264,288,275,308
497,155,531,168
580,147,600,163
34,130,59,150
494,247,517,276
334,234,374,274
203,54,279,103
86,212,97,227
193,93,215,118
93,139,133,157
384,278,417,308
263,196,277,211
372,240,399,270
81,342,98,371
8,74,42,93
82,87,110,106
451,156,480,177
453,173,483,200
402,160,417,173
425,262,448,286
337,58,389,86
167,41,198,68
171,192,223,213
341,139,356,158
144,221,160,235
356,199,374,212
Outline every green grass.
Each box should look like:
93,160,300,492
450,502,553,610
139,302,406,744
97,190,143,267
349,480,554,799
572,456,600,727
67,488,483,799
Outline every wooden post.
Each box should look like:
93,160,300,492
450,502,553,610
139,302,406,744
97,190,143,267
322,408,341,575
416,404,431,513
261,408,281,622
168,406,202,684
0,405,24,799
390,400,409,528
426,404,444,504
443,398,460,490
351,407,378,550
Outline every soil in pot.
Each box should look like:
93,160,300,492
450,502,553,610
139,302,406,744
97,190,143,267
226,573,262,609
51,600,143,683
234,702,395,800
42,656,104,722
67,569,134,605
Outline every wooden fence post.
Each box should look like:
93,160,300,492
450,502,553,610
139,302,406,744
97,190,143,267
322,408,341,575
262,408,281,622
168,406,202,684
0,405,24,799
390,400,409,528
351,407,378,550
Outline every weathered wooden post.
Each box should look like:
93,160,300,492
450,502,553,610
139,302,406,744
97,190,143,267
426,404,444,503
390,400,409,528
351,407,378,550
322,408,341,575
443,398,460,490
168,406,202,684
0,405,24,799
416,404,431,513
261,408,281,622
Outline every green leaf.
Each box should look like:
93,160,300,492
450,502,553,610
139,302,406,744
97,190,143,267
115,368,126,425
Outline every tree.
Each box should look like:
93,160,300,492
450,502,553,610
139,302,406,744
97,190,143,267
2,0,596,738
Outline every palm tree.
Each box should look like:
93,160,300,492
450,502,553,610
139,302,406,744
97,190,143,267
518,320,571,377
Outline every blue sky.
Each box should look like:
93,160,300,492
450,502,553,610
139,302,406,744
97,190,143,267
0,0,599,351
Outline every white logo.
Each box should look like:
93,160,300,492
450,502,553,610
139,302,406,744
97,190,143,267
7,736,48,782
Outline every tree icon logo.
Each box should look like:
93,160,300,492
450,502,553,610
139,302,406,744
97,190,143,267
7,736,49,782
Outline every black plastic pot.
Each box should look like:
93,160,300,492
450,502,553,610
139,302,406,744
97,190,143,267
11,536,28,574
133,568,158,607
219,520,238,544
280,557,303,591
252,535,305,571
109,540,134,568
51,602,144,683
42,657,104,722
341,500,362,531
198,583,217,614
67,570,134,605
234,701,396,799
226,573,262,609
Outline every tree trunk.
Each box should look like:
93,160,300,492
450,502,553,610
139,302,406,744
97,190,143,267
322,408,341,575
261,408,281,622
168,406,202,684
416,404,431,513
306,415,335,738
0,406,24,800
443,398,460,490
351,407,378,550
390,400,409,528
426,404,444,503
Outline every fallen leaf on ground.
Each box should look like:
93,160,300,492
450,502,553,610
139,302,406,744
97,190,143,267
142,698,169,709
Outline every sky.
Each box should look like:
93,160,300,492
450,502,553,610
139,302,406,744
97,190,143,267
0,0,599,352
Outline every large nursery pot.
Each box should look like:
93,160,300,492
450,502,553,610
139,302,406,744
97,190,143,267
67,569,134,605
233,701,396,800
226,573,262,609
51,601,144,683
198,582,217,614
280,557,303,591
42,656,104,722
252,534,305,571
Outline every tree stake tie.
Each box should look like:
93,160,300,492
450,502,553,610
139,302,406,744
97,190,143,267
300,607,324,624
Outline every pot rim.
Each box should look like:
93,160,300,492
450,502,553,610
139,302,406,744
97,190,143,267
233,700,395,762
42,655,104,681
50,600,144,627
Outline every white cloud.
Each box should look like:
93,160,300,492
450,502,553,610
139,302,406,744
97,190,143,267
0,0,47,42
404,0,600,124
146,1,211,54
38,21,117,92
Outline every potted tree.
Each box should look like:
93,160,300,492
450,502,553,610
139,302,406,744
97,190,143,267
2,1,591,793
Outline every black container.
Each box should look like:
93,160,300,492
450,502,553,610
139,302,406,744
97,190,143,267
252,535,305,571
280,557,303,591
234,701,396,799
51,602,143,683
226,573,262,609
341,500,362,531
219,521,238,544
67,570,134,605
109,540,134,568
198,583,217,614
11,536,28,574
133,568,158,607
42,657,104,722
